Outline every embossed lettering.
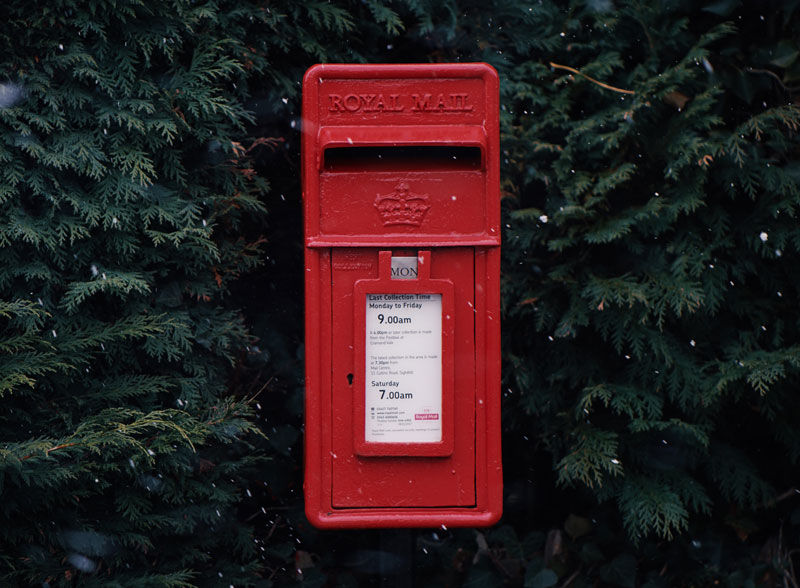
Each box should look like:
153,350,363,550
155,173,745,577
411,92,473,112
327,93,406,113
329,94,345,111
361,94,377,109
327,92,473,113
411,93,432,111
451,93,472,110
343,94,361,111
388,94,403,110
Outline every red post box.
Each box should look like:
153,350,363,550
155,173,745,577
302,63,501,528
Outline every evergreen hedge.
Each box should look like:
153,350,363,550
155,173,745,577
1,0,799,586
0,1,270,585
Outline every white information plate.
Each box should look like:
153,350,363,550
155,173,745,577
365,293,442,443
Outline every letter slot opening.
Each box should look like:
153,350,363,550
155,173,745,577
324,146,483,172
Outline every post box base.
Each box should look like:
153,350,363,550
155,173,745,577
305,506,502,530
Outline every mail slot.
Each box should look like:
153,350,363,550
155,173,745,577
302,63,501,528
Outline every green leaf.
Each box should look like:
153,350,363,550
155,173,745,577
702,0,741,16
557,428,623,488
619,476,689,540
525,568,558,588
769,40,800,69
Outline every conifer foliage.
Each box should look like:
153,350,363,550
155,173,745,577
496,0,800,583
501,0,800,542
0,1,270,584
3,0,800,586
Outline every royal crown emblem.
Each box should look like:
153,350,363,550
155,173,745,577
374,182,431,227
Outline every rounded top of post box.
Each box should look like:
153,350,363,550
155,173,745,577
303,62,498,84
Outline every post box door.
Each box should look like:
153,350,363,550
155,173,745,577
329,248,476,507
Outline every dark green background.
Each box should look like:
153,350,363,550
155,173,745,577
1,1,799,586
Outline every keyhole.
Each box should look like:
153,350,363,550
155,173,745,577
347,373,354,386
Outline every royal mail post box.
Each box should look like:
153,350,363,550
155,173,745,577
302,63,501,528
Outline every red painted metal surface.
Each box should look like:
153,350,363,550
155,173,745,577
302,63,501,528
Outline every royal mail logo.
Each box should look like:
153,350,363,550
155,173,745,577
414,413,440,421
328,93,474,113
374,183,431,227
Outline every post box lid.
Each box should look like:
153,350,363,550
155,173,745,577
302,63,500,248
